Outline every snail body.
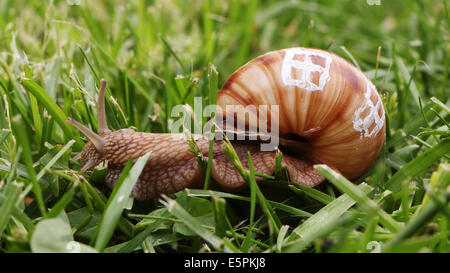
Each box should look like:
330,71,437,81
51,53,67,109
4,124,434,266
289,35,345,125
67,47,385,200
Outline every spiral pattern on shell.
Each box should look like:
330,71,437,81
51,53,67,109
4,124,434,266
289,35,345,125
217,47,385,180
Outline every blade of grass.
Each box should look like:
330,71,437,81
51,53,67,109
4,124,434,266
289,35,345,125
118,209,170,253
76,175,133,240
222,140,281,234
44,57,62,100
0,130,10,146
276,225,289,253
211,195,227,239
223,237,242,253
159,35,188,74
21,79,83,149
315,164,402,233
207,63,218,106
383,191,449,252
289,184,335,204
0,181,23,236
430,97,450,114
284,183,373,252
241,152,258,252
160,195,223,250
187,189,311,218
11,114,46,216
400,58,420,107
28,93,42,146
44,180,78,219
94,151,152,252
422,164,450,207
387,138,450,193
387,102,438,149
203,113,215,190
36,140,75,180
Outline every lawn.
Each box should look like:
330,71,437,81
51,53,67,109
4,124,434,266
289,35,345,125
0,0,448,253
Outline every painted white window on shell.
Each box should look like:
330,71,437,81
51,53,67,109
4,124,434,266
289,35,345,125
281,48,332,92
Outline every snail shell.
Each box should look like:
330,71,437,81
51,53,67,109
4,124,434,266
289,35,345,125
217,47,385,180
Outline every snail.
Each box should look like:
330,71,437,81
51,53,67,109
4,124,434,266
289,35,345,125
67,47,385,200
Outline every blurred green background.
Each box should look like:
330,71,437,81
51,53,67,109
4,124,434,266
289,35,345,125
0,0,447,133
0,0,448,253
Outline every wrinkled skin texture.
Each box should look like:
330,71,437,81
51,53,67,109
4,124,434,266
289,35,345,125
80,130,324,200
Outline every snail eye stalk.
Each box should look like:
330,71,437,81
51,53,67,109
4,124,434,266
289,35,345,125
66,117,106,152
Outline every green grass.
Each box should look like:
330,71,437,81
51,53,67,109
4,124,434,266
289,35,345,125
0,0,449,253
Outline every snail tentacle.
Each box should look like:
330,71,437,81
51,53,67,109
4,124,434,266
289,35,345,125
66,117,106,152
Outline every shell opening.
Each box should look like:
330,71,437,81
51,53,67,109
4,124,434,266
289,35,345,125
278,133,312,162
213,116,312,162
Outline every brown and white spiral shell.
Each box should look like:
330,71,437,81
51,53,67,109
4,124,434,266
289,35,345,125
217,47,385,180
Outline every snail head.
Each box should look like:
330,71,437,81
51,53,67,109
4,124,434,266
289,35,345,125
66,79,111,172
